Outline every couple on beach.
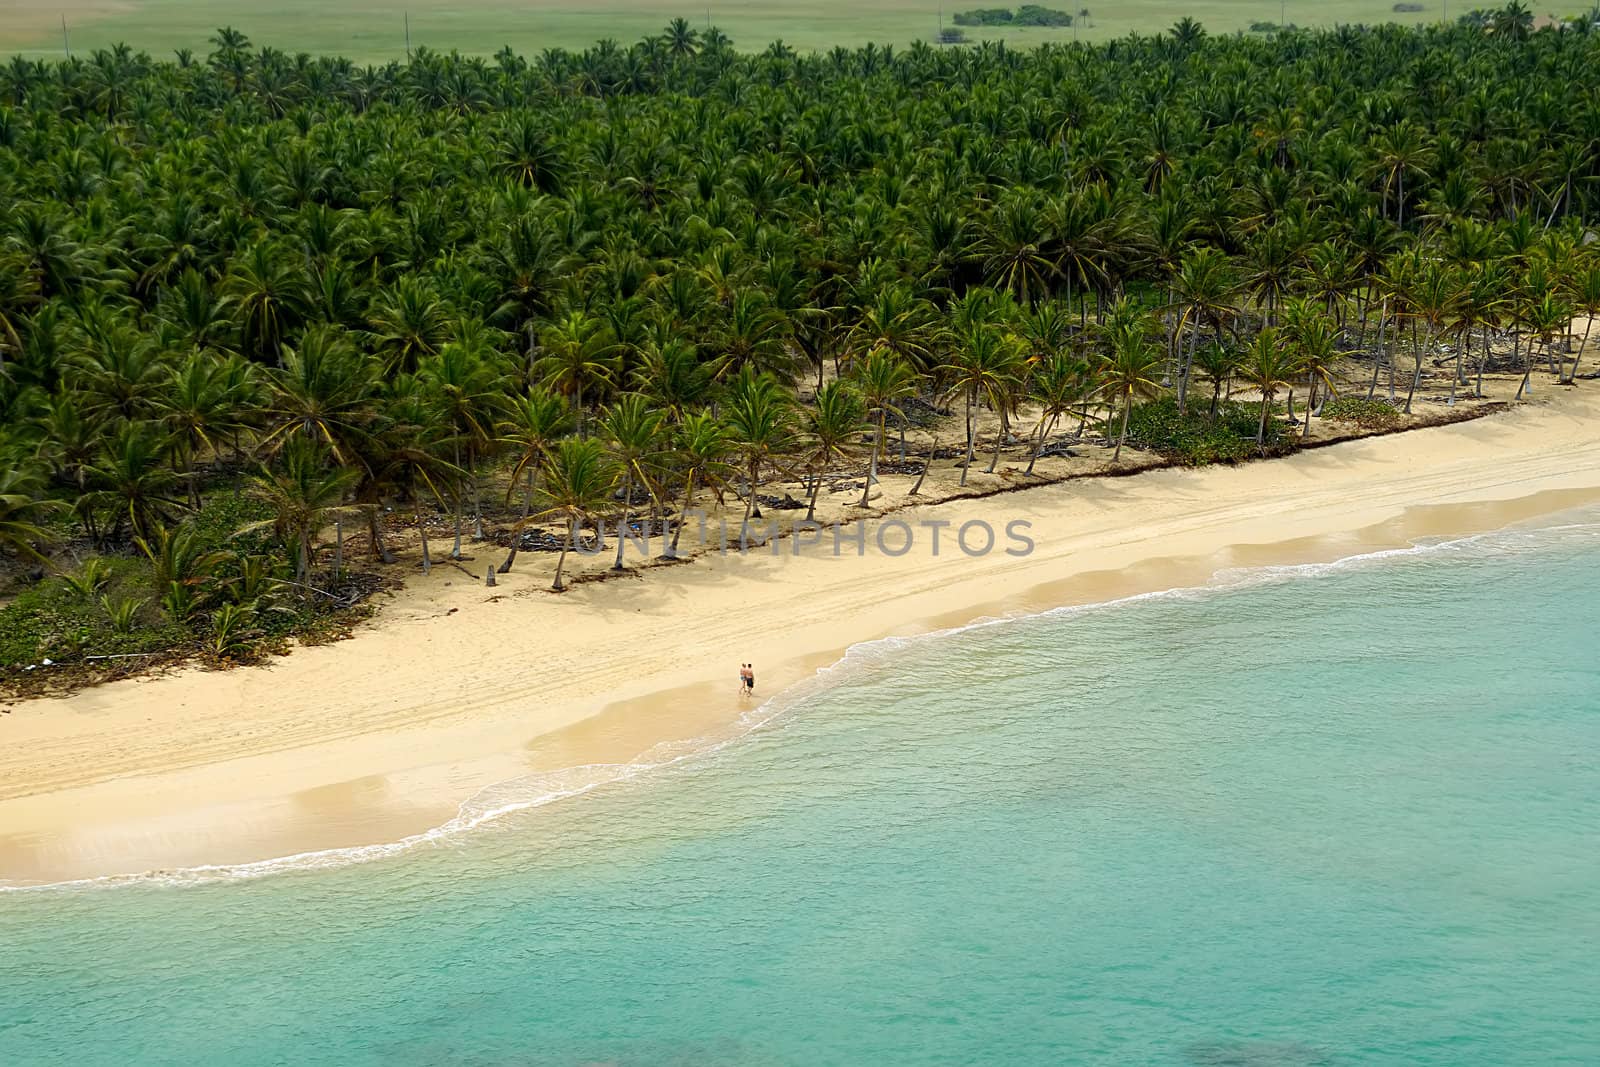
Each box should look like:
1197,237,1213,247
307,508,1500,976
739,663,756,697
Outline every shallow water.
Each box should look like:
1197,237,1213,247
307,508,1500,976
4,515,1599,1065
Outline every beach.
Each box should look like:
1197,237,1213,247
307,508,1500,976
5,386,1600,887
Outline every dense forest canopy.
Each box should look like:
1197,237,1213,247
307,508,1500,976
2,6,1600,673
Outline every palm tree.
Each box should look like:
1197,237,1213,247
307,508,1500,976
240,439,361,589
496,386,572,573
225,240,305,365
939,325,1023,485
538,437,619,592
852,348,919,505
368,277,451,376
158,352,258,506
1168,246,1238,413
0,462,60,567
1288,310,1339,435
725,368,796,525
1193,343,1240,422
1370,120,1435,230
1025,350,1096,475
260,327,377,466
421,339,504,555
1403,262,1458,413
1521,290,1574,400
82,422,187,544
534,311,618,436
1098,325,1165,462
665,410,731,557
1561,262,1600,384
1238,330,1304,448
599,392,665,570
799,381,866,521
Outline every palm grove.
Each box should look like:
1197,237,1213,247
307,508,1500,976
2,6,1599,673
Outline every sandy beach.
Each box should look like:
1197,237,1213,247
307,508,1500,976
5,385,1600,887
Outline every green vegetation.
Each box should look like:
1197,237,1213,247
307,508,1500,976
953,7,1075,28
2,6,1599,688
4,1,1452,62
1321,396,1405,429
1125,398,1291,466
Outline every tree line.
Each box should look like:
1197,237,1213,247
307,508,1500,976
1,8,1599,667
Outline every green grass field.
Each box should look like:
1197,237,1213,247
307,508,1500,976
5,0,1453,64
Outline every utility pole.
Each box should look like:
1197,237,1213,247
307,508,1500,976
404,12,412,61
61,15,70,58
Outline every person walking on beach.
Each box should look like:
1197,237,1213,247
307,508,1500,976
739,663,752,697
745,663,755,696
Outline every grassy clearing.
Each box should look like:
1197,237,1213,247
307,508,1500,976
5,0,1450,62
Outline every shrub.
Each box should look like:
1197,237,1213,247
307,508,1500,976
1125,397,1294,466
1014,4,1073,25
938,27,969,43
1392,2,1425,11
953,8,1014,26
952,5,1073,26
1320,396,1403,429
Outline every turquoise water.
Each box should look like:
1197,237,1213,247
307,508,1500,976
4,515,1600,1066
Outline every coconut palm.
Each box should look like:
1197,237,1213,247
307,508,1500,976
939,325,1024,485
664,410,732,557
239,439,361,589
798,380,866,521
538,437,619,592
1098,324,1166,462
1025,350,1096,475
851,348,919,505
1168,246,1239,413
534,310,618,435
1238,330,1304,448
0,461,61,567
496,386,572,572
1193,343,1241,422
81,422,187,544
725,368,796,525
599,392,666,570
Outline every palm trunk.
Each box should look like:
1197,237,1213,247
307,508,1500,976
552,514,575,591
668,469,697,556
959,387,975,486
1404,328,1431,414
859,411,883,507
498,467,538,573
1113,397,1131,461
470,454,483,540
416,499,432,574
986,418,1004,474
805,466,822,521
612,471,632,570
1566,317,1593,384
1177,313,1200,414
1477,327,1490,397
1367,300,1389,401
1256,389,1271,446
449,441,464,559
909,437,937,496
1025,413,1056,476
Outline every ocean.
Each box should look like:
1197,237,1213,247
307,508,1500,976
3,512,1598,1066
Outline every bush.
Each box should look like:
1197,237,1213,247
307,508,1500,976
1124,397,1294,466
1320,396,1403,429
953,8,1014,25
952,5,1072,26
938,27,969,43
1392,2,1425,11
1014,4,1073,25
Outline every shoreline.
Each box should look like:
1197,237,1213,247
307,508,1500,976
4,389,1600,888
